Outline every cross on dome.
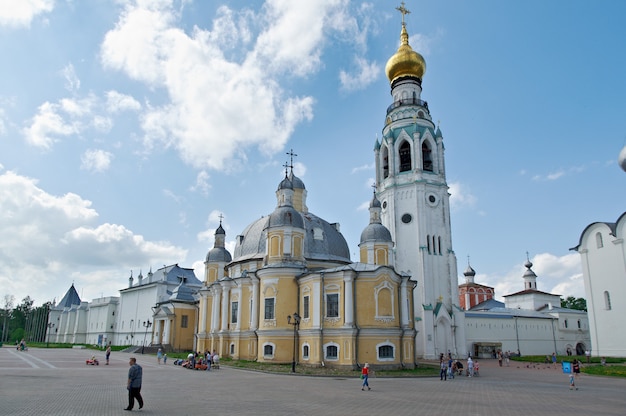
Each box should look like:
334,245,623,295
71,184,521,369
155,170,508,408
396,2,411,25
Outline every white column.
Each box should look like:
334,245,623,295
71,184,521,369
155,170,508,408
250,277,259,330
344,274,354,326
221,285,231,331
211,287,221,333
200,292,208,333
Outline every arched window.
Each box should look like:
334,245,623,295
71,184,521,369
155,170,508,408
438,236,442,255
412,91,417,103
382,146,389,179
564,319,568,329
422,141,433,172
604,291,612,310
399,141,412,172
426,235,431,254
577,320,581,329
263,343,275,358
303,344,310,360
596,232,603,248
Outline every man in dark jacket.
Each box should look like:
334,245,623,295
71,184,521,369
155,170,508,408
125,357,144,411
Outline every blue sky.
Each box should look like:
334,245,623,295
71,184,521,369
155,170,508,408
1,0,625,307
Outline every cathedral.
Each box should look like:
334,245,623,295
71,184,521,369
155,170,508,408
46,5,600,362
195,5,466,366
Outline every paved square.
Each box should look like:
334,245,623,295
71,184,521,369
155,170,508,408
0,347,624,415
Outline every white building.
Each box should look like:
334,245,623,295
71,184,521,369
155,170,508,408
375,5,465,359
572,211,626,357
464,259,590,357
114,265,202,348
85,296,119,347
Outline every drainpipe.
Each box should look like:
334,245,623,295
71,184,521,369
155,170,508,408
514,316,520,354
353,273,360,370
320,272,325,367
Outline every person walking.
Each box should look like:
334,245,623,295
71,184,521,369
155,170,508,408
163,353,167,365
157,348,163,365
467,356,474,377
105,344,111,365
125,357,144,411
440,359,448,381
361,363,371,390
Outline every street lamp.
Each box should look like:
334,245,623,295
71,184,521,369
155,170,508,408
287,312,301,373
141,320,152,354
46,323,55,348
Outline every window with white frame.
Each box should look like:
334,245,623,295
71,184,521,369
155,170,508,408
326,293,339,318
231,301,238,324
263,343,275,359
264,298,275,319
377,344,395,361
303,295,310,319
302,344,310,360
324,343,339,360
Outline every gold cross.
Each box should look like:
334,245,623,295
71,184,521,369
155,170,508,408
396,2,411,24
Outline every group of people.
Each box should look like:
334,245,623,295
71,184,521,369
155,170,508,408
174,350,219,370
439,353,478,380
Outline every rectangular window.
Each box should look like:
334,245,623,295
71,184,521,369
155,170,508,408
303,295,310,319
326,294,339,318
264,298,275,320
379,345,394,358
181,315,188,328
231,301,238,324
326,345,338,359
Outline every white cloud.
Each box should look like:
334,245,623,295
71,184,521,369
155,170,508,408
339,56,380,91
106,90,141,113
0,170,187,304
101,1,380,171
0,0,54,28
351,163,374,174
62,63,81,92
449,181,477,210
81,149,114,173
189,170,211,195
473,252,584,301
22,101,79,148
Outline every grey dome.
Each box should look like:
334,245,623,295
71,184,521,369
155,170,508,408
206,247,232,263
289,173,305,189
268,206,305,228
233,212,351,263
278,176,293,190
360,223,392,243
464,265,476,277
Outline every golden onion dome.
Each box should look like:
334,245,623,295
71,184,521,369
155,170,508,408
385,24,426,84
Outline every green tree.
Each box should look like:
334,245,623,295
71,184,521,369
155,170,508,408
560,296,587,311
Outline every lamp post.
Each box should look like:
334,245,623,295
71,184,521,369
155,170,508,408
46,323,55,348
287,312,301,373
141,320,152,354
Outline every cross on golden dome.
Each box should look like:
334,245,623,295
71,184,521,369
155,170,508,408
396,2,411,25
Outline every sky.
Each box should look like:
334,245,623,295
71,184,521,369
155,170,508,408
1,0,625,307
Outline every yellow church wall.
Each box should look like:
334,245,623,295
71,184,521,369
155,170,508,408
169,304,197,352
206,265,218,283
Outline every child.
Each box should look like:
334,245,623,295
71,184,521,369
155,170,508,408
569,373,578,390
163,354,167,364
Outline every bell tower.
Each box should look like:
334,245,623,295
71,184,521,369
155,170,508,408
375,2,466,359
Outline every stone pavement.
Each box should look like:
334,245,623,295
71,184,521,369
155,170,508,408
0,346,624,416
